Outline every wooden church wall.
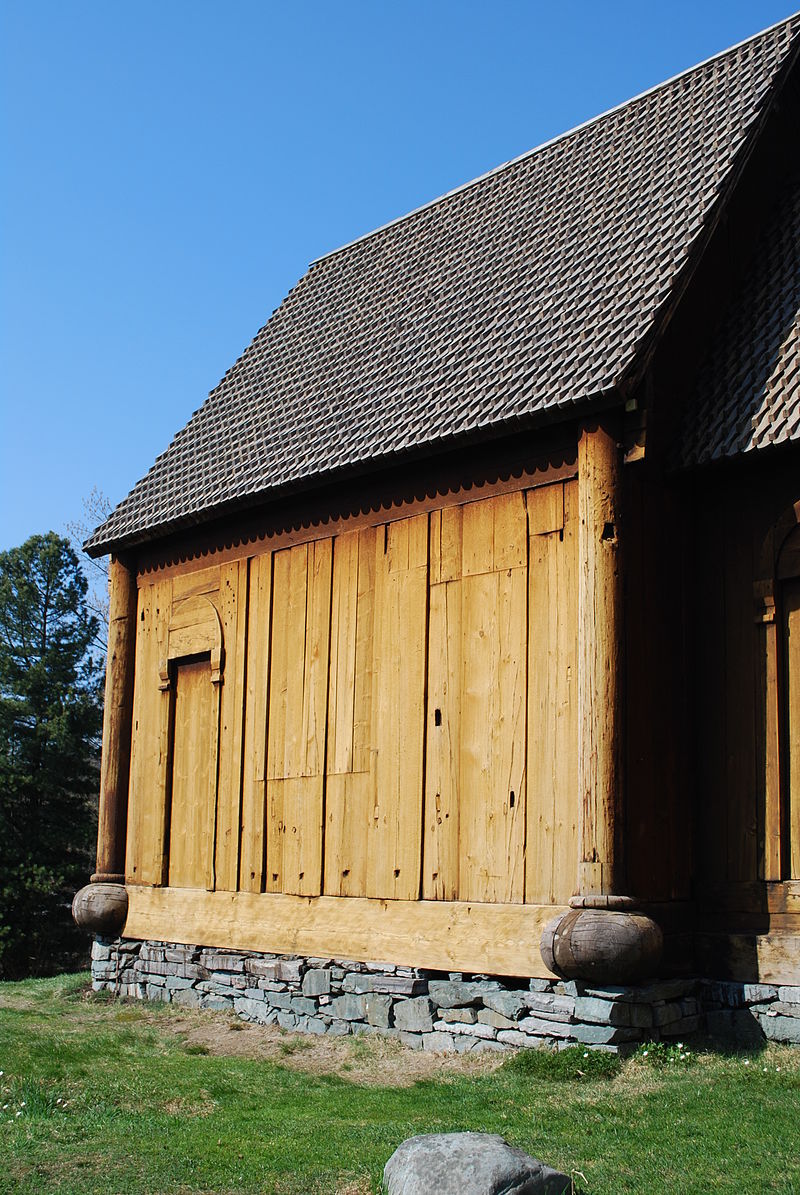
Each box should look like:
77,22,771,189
124,481,580,918
689,456,800,962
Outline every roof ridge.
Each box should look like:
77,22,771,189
311,10,800,267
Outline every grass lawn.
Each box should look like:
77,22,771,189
0,974,798,1194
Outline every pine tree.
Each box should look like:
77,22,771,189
0,533,102,977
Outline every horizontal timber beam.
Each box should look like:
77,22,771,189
125,887,568,978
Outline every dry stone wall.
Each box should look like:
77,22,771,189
91,938,800,1051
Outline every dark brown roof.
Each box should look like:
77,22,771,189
680,162,800,465
87,15,800,555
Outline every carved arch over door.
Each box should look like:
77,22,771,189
156,594,226,889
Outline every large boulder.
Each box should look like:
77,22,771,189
383,1132,570,1195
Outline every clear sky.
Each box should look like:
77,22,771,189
1,1,795,553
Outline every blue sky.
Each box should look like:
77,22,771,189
1,1,794,553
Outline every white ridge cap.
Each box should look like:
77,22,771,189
311,10,800,267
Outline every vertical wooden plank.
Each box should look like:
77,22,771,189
240,551,272,892
168,660,215,888
276,776,326,896
282,539,332,896
552,481,579,902
784,580,800,877
301,539,333,779
215,558,249,892
493,490,528,570
367,514,428,900
695,493,727,886
266,540,332,896
265,547,293,890
327,531,359,775
285,543,311,779
459,566,526,903
126,577,172,886
461,499,494,576
352,527,377,774
423,579,461,899
324,527,376,897
526,481,578,905
724,516,758,882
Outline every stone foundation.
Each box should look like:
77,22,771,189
90,938,800,1052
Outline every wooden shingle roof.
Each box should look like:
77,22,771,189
681,161,800,465
87,15,800,555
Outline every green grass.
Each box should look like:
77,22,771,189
1,974,799,1194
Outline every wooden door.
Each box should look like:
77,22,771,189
168,658,218,888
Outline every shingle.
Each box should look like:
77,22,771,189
86,16,800,555
680,164,800,466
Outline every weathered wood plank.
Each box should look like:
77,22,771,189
785,579,800,877
367,515,428,900
423,579,461,900
215,558,249,892
126,885,568,978
240,551,272,892
526,481,578,904
126,577,172,885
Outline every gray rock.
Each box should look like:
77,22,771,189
497,1029,535,1048
517,1016,572,1039
171,986,202,1007
478,1009,517,1030
199,951,245,972
275,959,304,983
652,1002,683,1027
659,1014,701,1038
571,1023,639,1045
202,996,233,1011
529,979,554,992
705,1008,764,1045
439,1007,478,1024
365,994,393,1028
743,983,778,1005
428,980,497,1008
777,986,800,1005
302,968,331,997
629,1003,654,1029
383,1132,570,1195
573,996,630,1026
759,1014,800,1044
329,993,367,1021
291,997,317,1016
398,1031,424,1050
446,1021,497,1040
394,997,435,1033
422,1031,455,1052
524,992,575,1020
234,996,268,1021
276,1010,297,1030
165,975,195,991
482,991,528,1019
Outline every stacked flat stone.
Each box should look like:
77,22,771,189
89,938,799,1052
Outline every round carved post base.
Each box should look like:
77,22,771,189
541,898,663,984
72,882,129,938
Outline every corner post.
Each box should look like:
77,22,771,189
577,419,624,896
73,554,136,937
540,417,662,983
